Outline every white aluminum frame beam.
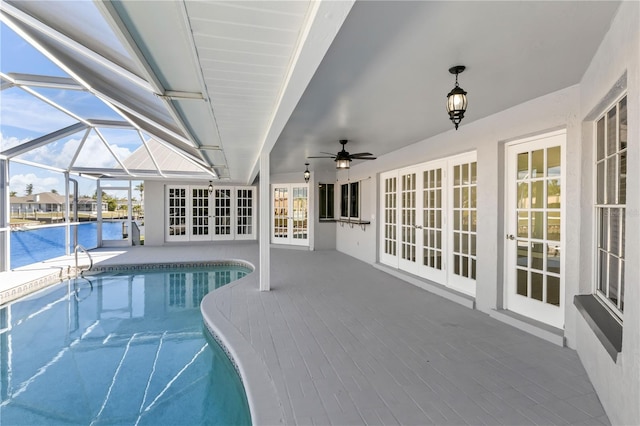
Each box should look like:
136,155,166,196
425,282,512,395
0,2,153,92
4,72,83,90
1,122,88,158
1,5,215,178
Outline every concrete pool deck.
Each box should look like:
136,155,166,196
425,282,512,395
1,242,610,425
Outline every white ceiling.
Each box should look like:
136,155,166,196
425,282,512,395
1,1,621,184
272,0,621,175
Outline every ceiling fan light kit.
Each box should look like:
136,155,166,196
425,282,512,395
308,139,377,170
446,65,468,130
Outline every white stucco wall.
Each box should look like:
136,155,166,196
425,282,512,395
143,180,166,247
332,3,639,423
336,84,580,317
576,2,639,425
313,168,337,251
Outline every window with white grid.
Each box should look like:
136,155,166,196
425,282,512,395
595,95,627,316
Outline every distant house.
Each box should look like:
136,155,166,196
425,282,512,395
10,192,64,213
9,192,107,214
76,197,107,213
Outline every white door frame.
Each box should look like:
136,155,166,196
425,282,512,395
271,184,309,246
417,161,447,283
447,153,478,296
397,166,422,275
504,129,566,329
190,186,212,241
379,170,399,267
99,183,132,248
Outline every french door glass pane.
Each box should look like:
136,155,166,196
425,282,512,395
452,161,476,279
384,177,397,256
273,187,288,238
192,188,209,236
292,187,308,240
168,188,186,236
237,189,253,235
514,146,561,306
547,276,560,306
423,169,442,269
214,189,231,235
401,173,416,262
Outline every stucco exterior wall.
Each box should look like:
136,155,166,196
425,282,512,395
576,2,639,425
144,180,165,247
336,85,580,316
333,3,639,423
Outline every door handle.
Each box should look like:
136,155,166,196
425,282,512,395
506,234,515,240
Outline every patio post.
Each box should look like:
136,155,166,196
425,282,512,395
259,150,270,291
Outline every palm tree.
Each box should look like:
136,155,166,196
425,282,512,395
25,183,33,195
10,191,17,197
134,183,144,219
135,183,144,205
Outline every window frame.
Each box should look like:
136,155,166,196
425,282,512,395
593,94,627,320
318,183,335,220
340,181,360,220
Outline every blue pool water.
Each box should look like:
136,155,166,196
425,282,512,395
0,265,251,425
10,222,123,269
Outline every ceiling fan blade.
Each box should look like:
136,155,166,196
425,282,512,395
319,152,337,156
353,156,377,160
350,152,373,157
307,155,336,159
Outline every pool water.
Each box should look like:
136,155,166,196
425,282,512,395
0,266,251,425
10,222,123,269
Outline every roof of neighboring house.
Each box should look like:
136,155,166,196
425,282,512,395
77,198,102,203
9,192,65,204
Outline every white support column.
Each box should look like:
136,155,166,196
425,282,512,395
0,158,10,272
64,172,70,255
97,179,103,247
259,151,270,291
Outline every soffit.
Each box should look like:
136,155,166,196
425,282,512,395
103,0,318,183
271,1,621,175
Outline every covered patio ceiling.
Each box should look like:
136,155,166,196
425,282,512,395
1,1,621,184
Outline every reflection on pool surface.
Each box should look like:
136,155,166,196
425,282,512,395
0,266,251,425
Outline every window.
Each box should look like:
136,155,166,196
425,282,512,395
595,95,626,317
340,182,359,219
319,183,334,219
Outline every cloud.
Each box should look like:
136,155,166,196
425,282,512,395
16,133,133,169
1,132,31,152
10,173,60,195
1,91,77,134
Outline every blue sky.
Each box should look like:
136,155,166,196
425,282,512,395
1,23,142,198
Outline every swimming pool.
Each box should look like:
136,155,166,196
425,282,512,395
10,222,124,269
0,264,252,425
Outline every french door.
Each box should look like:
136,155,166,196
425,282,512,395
505,131,564,328
166,185,255,242
190,186,233,241
271,184,309,246
380,153,476,294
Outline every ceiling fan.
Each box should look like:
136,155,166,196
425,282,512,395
308,139,377,169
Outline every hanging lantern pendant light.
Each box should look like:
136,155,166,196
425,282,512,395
303,163,311,183
446,65,468,130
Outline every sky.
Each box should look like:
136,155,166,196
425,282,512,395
1,22,142,198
